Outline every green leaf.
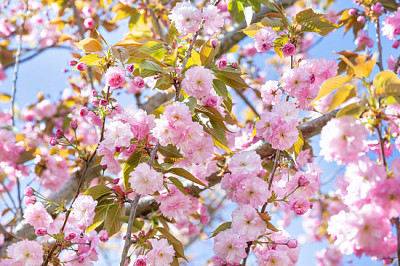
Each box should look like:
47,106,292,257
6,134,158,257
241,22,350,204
313,75,352,103
214,70,249,89
383,95,400,105
113,6,136,21
136,59,164,77
228,0,245,23
83,185,112,199
260,17,284,30
140,41,166,61
166,168,207,187
117,216,144,232
183,96,197,114
157,227,187,260
374,70,400,97
168,176,188,195
123,149,143,190
158,144,183,158
104,204,125,237
336,102,364,118
213,79,233,112
166,23,179,44
325,85,355,112
295,8,323,24
211,222,232,238
128,12,141,31
200,41,219,66
301,18,338,36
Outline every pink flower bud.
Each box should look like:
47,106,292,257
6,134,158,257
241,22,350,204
310,73,316,84
357,16,365,24
282,42,296,57
24,187,34,197
92,98,99,107
372,2,382,14
290,197,310,215
133,76,145,89
35,228,47,236
49,137,57,146
99,230,109,242
298,175,310,187
56,128,64,138
231,62,238,68
69,59,78,66
76,62,87,71
217,59,227,70
135,256,146,266
70,120,78,130
102,165,108,170
115,146,123,153
24,196,36,205
92,90,98,97
84,18,95,29
65,232,76,241
126,64,135,73
80,108,89,117
287,239,298,249
100,99,108,106
348,8,357,16
211,39,219,48
113,178,120,184
393,40,400,49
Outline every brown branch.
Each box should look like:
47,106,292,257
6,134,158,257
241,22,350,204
375,17,384,72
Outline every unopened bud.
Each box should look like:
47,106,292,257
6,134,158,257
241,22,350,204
70,120,78,130
69,59,78,66
287,239,298,249
35,228,47,236
76,62,87,71
211,39,219,48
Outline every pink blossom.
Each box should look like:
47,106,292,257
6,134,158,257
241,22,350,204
6,240,43,266
231,205,266,241
182,66,213,99
260,80,281,105
24,186,34,197
382,7,400,40
229,150,262,177
147,238,175,265
99,230,109,242
129,163,164,195
234,176,270,208
169,2,202,35
254,26,277,53
105,66,126,89
24,196,36,205
202,5,224,35
117,109,155,140
242,43,258,56
71,195,97,229
76,62,88,71
254,247,291,266
370,177,400,218
155,185,197,219
23,202,53,230
290,196,312,215
135,255,147,266
0,18,13,38
320,116,367,164
282,42,296,56
315,246,343,266
84,17,94,29
85,111,103,127
103,120,134,150
355,30,374,48
213,229,247,264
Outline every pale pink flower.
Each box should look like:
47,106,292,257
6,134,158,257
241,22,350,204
370,177,400,218
182,66,213,99
260,81,281,105
23,202,53,230
103,120,134,150
290,196,312,215
0,18,13,38
213,229,247,264
169,2,202,35
315,246,343,266
382,7,400,40
254,26,277,53
147,238,175,265
254,247,291,266
320,116,367,164
202,5,224,35
231,205,266,241
105,66,126,88
155,185,197,219
234,176,270,208
229,150,261,177
129,163,164,195
6,240,43,266
355,30,374,48
71,195,97,229
269,121,299,151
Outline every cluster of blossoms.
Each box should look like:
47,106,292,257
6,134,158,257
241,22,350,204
169,2,224,35
153,101,214,164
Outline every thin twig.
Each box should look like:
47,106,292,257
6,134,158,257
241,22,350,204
267,150,281,190
376,126,387,167
394,55,400,75
233,87,260,117
147,2,165,42
241,241,253,266
120,141,160,266
375,17,384,72
394,218,400,263
0,179,18,213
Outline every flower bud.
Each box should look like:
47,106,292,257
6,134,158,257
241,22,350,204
70,120,78,130
133,76,145,89
135,256,146,266
35,228,47,236
80,107,89,116
231,62,238,68
76,62,88,71
84,18,94,29
56,128,64,138
24,187,34,197
92,90,98,97
287,239,298,249
217,59,227,70
211,39,219,48
99,230,109,242
126,64,135,73
357,16,365,24
100,99,108,106
68,59,78,66
92,98,99,107
24,196,36,205
372,2,382,14
113,178,120,184
298,175,310,187
393,40,400,49
348,8,357,16
309,74,316,84
49,137,57,146
65,232,76,241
